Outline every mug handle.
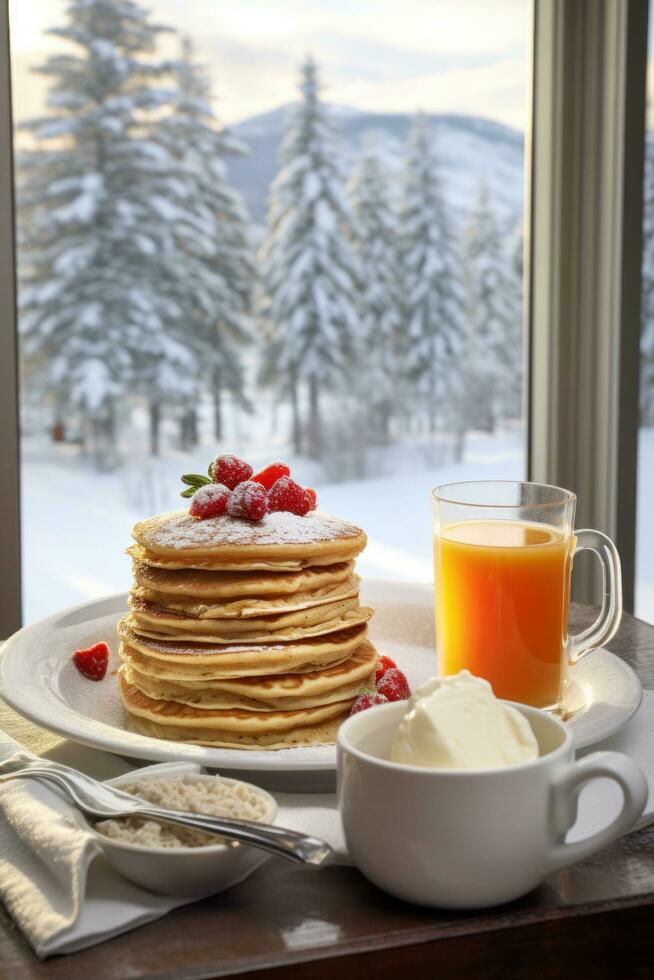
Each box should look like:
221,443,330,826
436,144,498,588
569,530,622,664
544,751,647,874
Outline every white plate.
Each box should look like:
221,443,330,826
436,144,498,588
0,582,642,774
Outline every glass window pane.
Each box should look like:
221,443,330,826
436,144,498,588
10,0,529,621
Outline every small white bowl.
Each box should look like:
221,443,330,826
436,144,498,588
77,772,278,898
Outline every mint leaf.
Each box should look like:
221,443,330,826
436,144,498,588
181,473,211,487
180,487,197,498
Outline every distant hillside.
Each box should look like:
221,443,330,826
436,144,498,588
227,104,524,234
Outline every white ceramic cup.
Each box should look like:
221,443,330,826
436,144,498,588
337,700,647,909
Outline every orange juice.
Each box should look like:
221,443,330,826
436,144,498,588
434,519,573,708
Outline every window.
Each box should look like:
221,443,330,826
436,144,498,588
8,0,530,622
636,7,654,621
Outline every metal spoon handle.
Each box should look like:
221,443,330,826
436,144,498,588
136,805,335,866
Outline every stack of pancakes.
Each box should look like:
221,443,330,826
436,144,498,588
117,508,376,749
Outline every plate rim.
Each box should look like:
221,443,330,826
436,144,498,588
0,583,643,767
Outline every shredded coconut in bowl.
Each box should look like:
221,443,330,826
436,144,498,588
94,775,273,849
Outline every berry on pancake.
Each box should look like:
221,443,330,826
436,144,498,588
226,480,269,521
252,461,290,489
268,475,313,516
189,483,231,519
305,488,318,510
211,454,253,489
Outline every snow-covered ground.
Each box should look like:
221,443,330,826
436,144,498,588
20,429,523,623
23,424,654,627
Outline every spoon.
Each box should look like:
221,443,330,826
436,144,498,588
0,756,335,867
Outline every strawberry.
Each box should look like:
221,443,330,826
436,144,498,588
189,483,231,519
349,690,389,716
252,461,290,490
72,641,109,681
375,654,397,684
268,475,313,516
304,488,317,510
210,454,253,490
226,480,268,521
376,668,411,702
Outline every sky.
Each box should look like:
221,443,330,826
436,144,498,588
9,0,530,130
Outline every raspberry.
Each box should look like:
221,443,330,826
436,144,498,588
252,461,291,490
349,690,389,716
189,483,231,519
305,488,317,510
226,480,268,521
211,454,253,490
72,641,109,681
268,476,312,516
376,668,411,702
375,654,397,684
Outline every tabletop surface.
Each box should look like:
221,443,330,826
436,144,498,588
2,603,654,979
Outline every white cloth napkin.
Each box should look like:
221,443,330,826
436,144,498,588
0,733,207,957
0,731,346,958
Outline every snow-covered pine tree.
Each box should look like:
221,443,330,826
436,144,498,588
16,0,190,462
641,137,654,424
348,132,402,444
150,37,255,448
259,57,361,457
462,179,519,432
505,223,524,421
399,115,465,440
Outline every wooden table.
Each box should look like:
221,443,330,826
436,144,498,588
2,604,654,979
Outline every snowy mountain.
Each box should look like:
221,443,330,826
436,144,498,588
228,105,524,234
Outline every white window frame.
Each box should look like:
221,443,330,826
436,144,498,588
0,0,21,636
527,0,648,609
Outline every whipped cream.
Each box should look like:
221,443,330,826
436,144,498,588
390,671,539,770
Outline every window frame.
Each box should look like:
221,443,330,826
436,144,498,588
526,0,649,611
0,0,21,637
0,0,649,634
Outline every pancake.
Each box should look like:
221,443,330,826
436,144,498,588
128,593,368,636
121,639,377,710
131,559,355,599
130,574,360,619
127,543,356,573
120,501,371,751
125,602,373,645
119,670,349,748
120,641,354,682
117,619,368,673
124,665,372,711
131,510,367,564
128,713,345,750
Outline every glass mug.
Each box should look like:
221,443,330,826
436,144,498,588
431,481,622,712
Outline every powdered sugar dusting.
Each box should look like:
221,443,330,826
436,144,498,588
134,509,363,551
